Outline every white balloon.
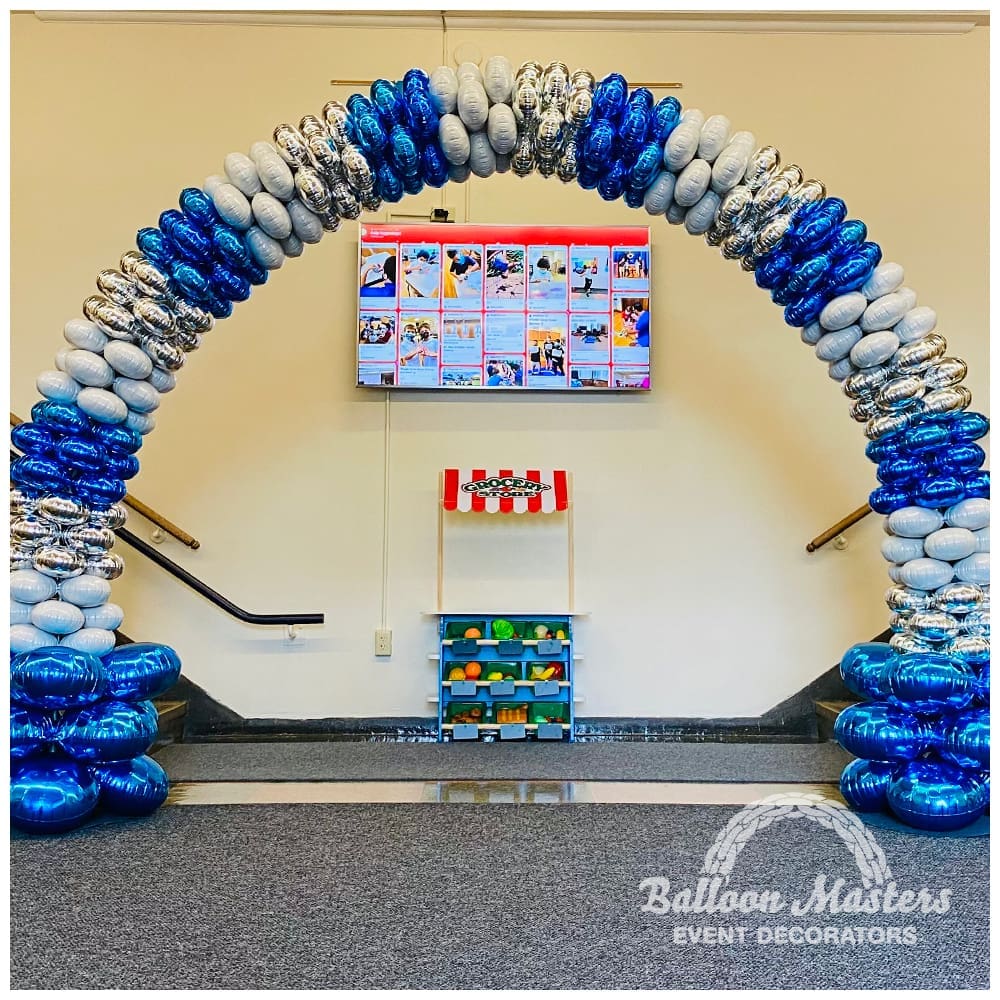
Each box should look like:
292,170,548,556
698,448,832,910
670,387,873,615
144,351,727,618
30,599,85,635
643,171,675,216
287,199,324,244
895,287,918,312
881,535,925,564
64,318,108,353
64,349,114,388
828,357,855,382
254,150,296,201
819,292,867,332
663,121,701,172
224,152,263,196
954,553,990,586
887,506,945,538
113,376,160,414
862,261,904,300
815,325,862,363
673,158,712,207
894,306,937,345
429,66,459,114
456,60,483,84
10,624,56,654
54,346,71,372
801,321,823,346
11,569,58,604
697,115,731,162
203,173,228,197
974,526,990,553
125,409,156,435
36,370,81,403
60,628,116,656
665,201,687,226
246,226,286,269
860,292,911,333
679,108,705,128
103,341,154,380
211,183,254,230
457,80,489,130
486,103,517,154
83,602,125,631
438,114,471,165
10,599,34,625
684,191,721,235
252,192,293,240
281,233,304,258
483,55,514,103
710,143,752,195
147,367,177,394
946,498,990,530
924,527,978,562
900,557,955,590
448,162,471,184
467,130,496,177
76,386,128,424
58,574,112,607
850,331,899,369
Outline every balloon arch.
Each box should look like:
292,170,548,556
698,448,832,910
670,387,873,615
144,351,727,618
9,58,990,834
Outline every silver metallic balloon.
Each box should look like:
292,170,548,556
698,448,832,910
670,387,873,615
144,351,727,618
843,366,889,398
132,298,176,337
784,178,826,216
91,504,128,531
128,258,173,300
933,581,984,615
514,78,541,124
85,553,125,580
32,545,87,580
10,488,36,518
511,131,535,176
294,167,333,214
908,610,961,642
64,525,115,555
923,357,969,390
535,108,564,155
168,297,214,335
886,585,933,615
273,124,314,169
890,333,947,375
340,146,376,195
541,61,570,111
328,179,361,220
743,146,780,191
851,396,882,421
97,270,142,308
716,185,752,230
750,214,791,256
83,295,137,340
11,549,33,571
889,632,936,655
921,385,973,415
11,518,59,550
751,176,792,218
866,412,912,440
305,131,341,179
565,87,593,129
876,375,926,410
556,140,578,183
299,114,326,138
172,328,203,353
777,163,804,188
37,495,90,526
322,101,353,149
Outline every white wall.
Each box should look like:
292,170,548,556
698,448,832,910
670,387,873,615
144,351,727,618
10,13,989,720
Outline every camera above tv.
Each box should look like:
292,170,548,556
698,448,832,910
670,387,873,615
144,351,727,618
357,222,651,391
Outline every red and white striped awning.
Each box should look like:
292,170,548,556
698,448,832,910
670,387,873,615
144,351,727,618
442,469,570,514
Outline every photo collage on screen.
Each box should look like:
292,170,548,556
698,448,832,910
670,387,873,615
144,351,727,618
357,225,650,390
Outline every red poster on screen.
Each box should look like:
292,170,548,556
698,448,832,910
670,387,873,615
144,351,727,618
356,223,651,391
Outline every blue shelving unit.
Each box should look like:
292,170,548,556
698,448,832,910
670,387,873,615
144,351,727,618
436,613,577,742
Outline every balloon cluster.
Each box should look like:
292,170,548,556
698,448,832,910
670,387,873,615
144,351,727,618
835,642,988,831
10,643,180,833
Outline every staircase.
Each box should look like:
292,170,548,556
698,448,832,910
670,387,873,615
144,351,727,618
115,630,188,749
814,699,856,742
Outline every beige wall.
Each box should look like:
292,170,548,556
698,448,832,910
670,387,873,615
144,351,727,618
10,13,989,719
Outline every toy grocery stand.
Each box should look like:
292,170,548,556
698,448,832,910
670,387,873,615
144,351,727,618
431,469,582,743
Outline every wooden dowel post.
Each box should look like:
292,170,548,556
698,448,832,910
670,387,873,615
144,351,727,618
806,504,873,552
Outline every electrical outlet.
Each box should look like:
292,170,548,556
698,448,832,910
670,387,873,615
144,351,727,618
374,628,393,657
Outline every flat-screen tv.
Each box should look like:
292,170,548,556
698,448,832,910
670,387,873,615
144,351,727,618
357,222,651,391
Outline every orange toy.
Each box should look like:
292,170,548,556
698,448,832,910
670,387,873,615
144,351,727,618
464,662,482,679
463,627,482,638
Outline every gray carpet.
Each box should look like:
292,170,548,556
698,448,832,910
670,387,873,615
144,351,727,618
154,740,853,783
10,802,988,989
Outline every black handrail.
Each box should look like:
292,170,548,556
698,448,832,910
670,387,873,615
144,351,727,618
11,448,324,627
116,528,325,627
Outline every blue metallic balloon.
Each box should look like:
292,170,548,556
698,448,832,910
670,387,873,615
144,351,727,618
32,401,92,437
823,219,868,261
92,422,142,456
159,210,214,264
370,78,406,126
628,140,663,191
376,162,404,203
581,119,617,170
239,257,269,287
420,143,450,188
136,227,179,266
576,164,601,190
782,254,831,298
865,434,905,463
350,110,388,161
938,708,989,769
58,699,159,763
406,90,439,142
834,702,927,761
755,250,796,290
839,642,895,700
887,759,987,831
74,473,127,508
103,451,140,480
976,663,990,705
11,705,53,759
55,436,109,474
885,652,976,715
169,259,212,303
10,754,100,834
211,224,254,272
10,422,58,457
869,485,911,515
902,421,952,454
91,754,169,815
387,124,421,176
102,642,182,701
826,241,882,295
913,475,966,509
204,290,233,319
597,159,628,201
623,186,646,210
948,411,989,442
619,98,652,162
210,263,251,303
591,73,629,124
840,758,897,812
10,456,69,494
784,197,848,254
649,96,682,141
401,172,424,196
962,470,990,499
877,455,929,486
931,443,986,476
179,187,222,229
11,647,106,710
784,288,828,328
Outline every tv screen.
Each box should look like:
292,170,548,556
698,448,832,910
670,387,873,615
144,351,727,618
357,223,651,391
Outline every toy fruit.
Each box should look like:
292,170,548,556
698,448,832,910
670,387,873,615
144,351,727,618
491,619,515,640
555,629,566,640
486,671,504,682
448,667,467,681
464,627,482,639
533,624,548,639
549,662,564,680
530,664,545,679
503,674,515,681
464,662,482,680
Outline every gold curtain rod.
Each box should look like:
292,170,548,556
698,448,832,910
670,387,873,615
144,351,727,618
330,78,683,89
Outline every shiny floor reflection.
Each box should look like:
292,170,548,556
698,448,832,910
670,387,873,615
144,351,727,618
168,780,842,807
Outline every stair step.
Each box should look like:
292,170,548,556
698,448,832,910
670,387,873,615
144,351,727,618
152,698,187,748
814,700,856,742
